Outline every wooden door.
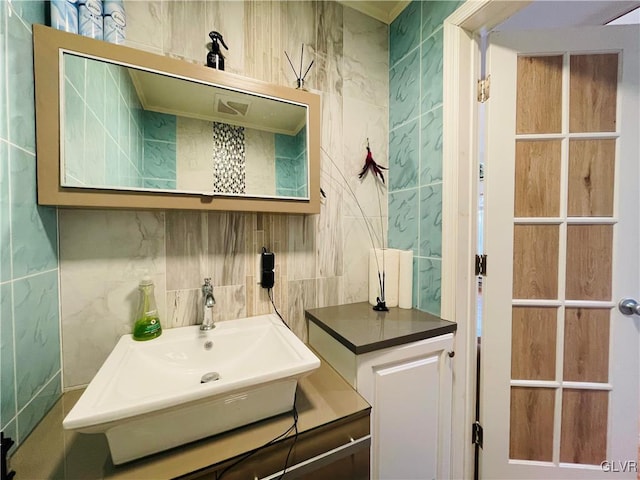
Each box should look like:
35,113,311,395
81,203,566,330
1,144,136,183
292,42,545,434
481,26,639,479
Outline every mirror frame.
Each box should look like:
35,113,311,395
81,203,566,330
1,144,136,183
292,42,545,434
33,25,320,213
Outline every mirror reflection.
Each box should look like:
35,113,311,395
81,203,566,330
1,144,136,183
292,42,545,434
61,52,309,198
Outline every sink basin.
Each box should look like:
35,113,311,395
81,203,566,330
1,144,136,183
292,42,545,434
63,314,320,464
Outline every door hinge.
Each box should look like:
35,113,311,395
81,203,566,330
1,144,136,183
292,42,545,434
472,421,484,448
477,76,490,103
475,254,487,276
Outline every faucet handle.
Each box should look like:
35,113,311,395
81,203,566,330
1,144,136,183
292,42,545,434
204,277,211,286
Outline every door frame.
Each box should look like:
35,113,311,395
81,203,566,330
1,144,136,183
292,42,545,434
442,2,639,478
441,2,532,478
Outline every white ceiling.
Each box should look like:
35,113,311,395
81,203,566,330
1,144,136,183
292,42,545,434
338,0,410,24
338,0,640,27
495,1,640,30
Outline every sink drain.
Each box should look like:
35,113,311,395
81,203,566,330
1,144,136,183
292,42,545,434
200,372,220,383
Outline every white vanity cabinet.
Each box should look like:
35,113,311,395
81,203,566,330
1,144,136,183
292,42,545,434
357,333,453,480
306,303,456,480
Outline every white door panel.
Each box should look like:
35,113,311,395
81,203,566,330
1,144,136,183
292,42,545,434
481,25,639,479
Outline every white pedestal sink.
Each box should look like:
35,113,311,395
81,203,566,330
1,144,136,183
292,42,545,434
63,314,320,464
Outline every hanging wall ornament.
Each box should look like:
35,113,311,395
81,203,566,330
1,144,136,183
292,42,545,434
284,43,314,90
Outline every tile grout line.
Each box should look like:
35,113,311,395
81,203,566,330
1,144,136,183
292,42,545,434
417,0,424,309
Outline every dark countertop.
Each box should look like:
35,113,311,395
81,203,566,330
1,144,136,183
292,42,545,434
305,302,457,354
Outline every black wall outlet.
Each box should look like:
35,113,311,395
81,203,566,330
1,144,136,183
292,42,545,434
261,251,275,288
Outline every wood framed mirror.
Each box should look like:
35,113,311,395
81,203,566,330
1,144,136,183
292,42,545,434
33,24,320,213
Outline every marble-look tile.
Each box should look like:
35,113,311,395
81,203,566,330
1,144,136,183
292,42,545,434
59,209,165,387
17,372,60,443
14,271,60,410
7,4,35,152
389,119,419,192
420,184,443,258
143,178,176,190
343,6,388,107
389,48,420,131
418,257,441,316
0,1,6,141
63,81,86,185
342,216,381,304
421,29,444,112
389,0,420,67
11,0,45,27
245,128,275,196
1,283,16,428
118,91,131,167
143,140,176,180
176,117,215,193
165,211,205,291
279,1,316,87
287,215,316,281
422,1,461,41
287,279,316,342
207,212,246,286
166,289,200,328
104,136,119,186
388,188,419,253
315,95,344,280
84,110,107,186
0,142,10,282
123,0,163,51
317,276,343,308
104,69,119,142
342,97,388,218
212,285,246,323
206,1,246,75
86,58,106,123
10,146,58,278
143,111,177,143
162,1,207,64
243,1,274,82
316,140,344,278
315,1,343,97
275,133,299,159
420,107,443,185
275,157,298,190
63,54,86,100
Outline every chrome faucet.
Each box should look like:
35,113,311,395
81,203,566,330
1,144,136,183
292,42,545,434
200,278,216,330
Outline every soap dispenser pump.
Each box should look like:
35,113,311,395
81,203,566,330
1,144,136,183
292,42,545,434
206,31,228,70
133,276,162,341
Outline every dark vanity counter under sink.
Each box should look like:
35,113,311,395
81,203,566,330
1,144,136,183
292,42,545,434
9,357,370,479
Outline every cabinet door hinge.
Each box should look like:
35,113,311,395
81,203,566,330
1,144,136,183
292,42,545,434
472,421,484,448
477,76,490,103
475,254,487,276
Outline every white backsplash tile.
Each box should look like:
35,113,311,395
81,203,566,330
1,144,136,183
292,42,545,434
59,209,166,388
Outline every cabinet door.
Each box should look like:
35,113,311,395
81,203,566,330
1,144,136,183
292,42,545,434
357,334,454,480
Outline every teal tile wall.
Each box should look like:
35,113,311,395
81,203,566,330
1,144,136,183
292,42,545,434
275,126,306,197
142,111,177,188
63,54,145,187
388,0,461,315
295,126,307,197
0,0,61,450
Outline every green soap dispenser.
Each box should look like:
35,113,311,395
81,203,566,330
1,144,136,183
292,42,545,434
133,276,162,341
